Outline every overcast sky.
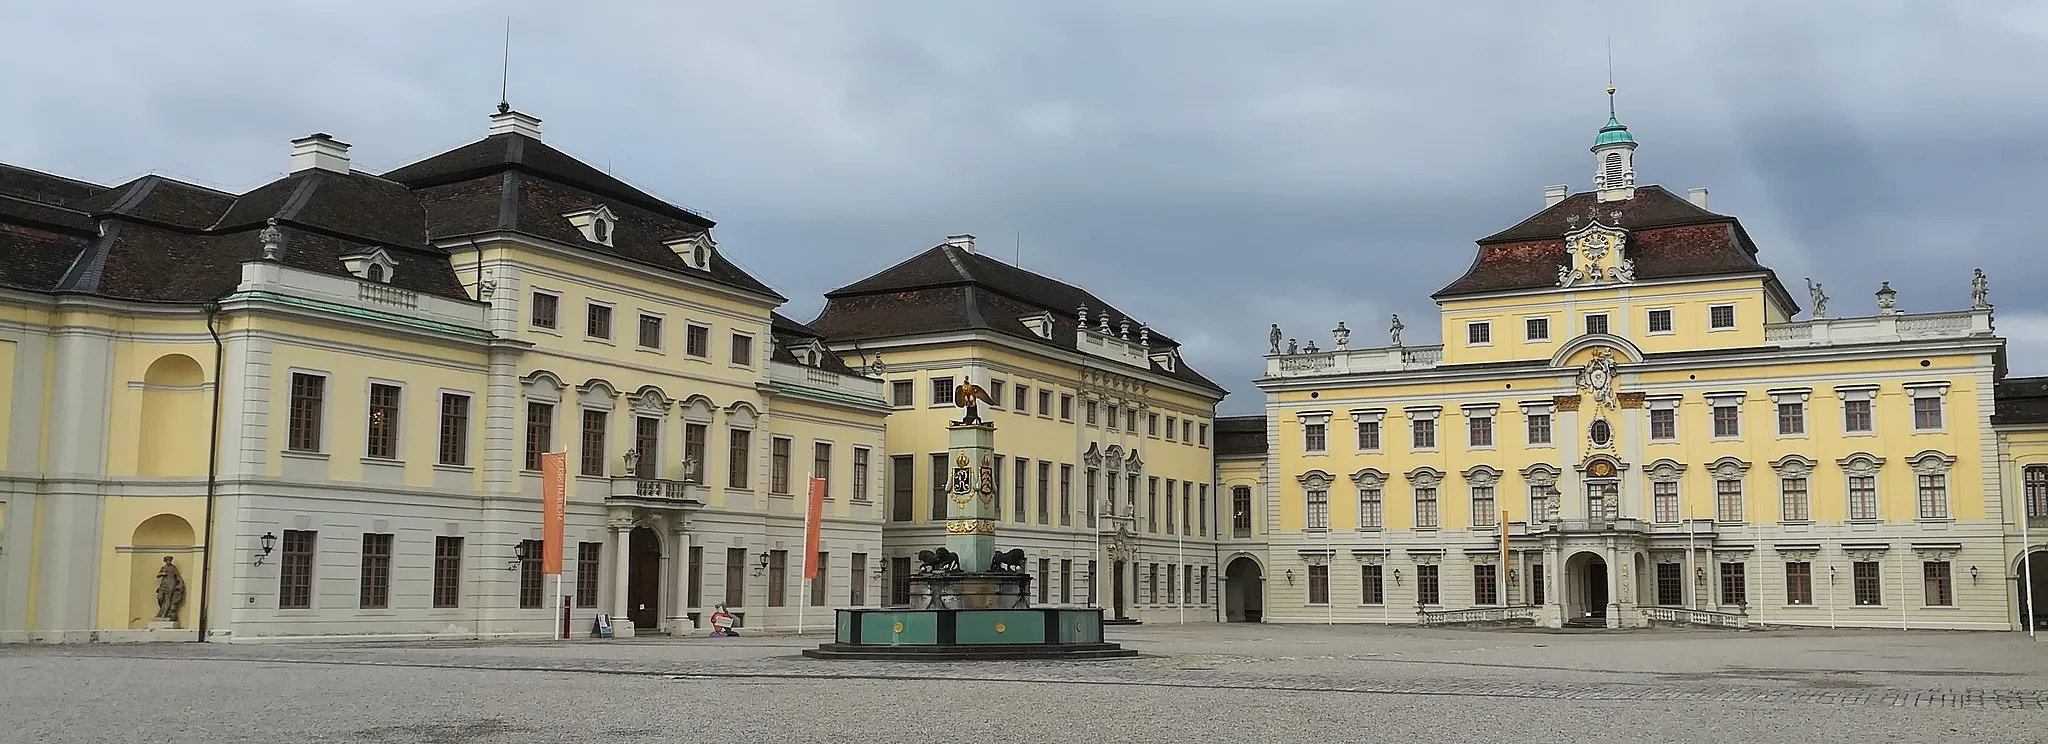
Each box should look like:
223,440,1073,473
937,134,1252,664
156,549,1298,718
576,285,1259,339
6,1,2045,413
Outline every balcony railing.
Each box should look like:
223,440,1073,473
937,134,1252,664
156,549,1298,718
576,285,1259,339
1526,518,1651,535
1641,606,1748,629
608,476,707,506
1764,308,1993,348
1418,605,1537,627
1267,344,1446,379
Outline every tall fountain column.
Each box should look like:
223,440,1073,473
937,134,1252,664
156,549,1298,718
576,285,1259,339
944,421,998,573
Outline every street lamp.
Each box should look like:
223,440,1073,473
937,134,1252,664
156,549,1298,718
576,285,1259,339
252,532,277,566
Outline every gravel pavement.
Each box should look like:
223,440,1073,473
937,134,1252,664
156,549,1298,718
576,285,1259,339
4,624,2044,743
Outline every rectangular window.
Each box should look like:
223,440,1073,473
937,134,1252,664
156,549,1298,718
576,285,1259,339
1849,475,1879,521
1018,457,1033,523
530,291,559,329
1650,408,1677,440
1718,562,1746,606
849,553,867,606
1087,560,1099,605
727,428,751,490
1148,478,1161,533
1147,564,1157,604
1361,564,1384,604
1526,413,1552,445
1059,464,1073,526
685,323,710,358
1712,404,1740,437
524,402,553,471
365,383,401,459
1038,559,1051,603
1148,413,1160,436
1412,419,1436,449
688,546,704,607
1530,562,1545,606
633,417,659,478
811,553,829,606
1786,561,1813,605
1844,399,1873,433
1853,561,1882,606
1415,487,1440,528
990,455,1004,517
684,423,708,482
1200,565,1211,604
280,530,315,609
585,302,613,339
931,377,955,405
1165,415,1177,440
768,550,788,607
730,333,754,366
1780,477,1810,522
432,536,463,608
580,409,608,477
1128,408,1141,433
1183,420,1192,441
1233,486,1253,537
1086,401,1099,426
1777,402,1805,436
1417,564,1440,605
1585,313,1609,336
288,372,325,452
1307,564,1329,605
358,533,392,609
1357,420,1381,450
1917,474,1950,519
1059,393,1073,420
930,453,949,520
1359,487,1383,528
1467,321,1491,345
1474,564,1498,605
1303,422,1326,452
890,380,914,407
1305,487,1329,530
1105,405,1119,431
890,455,914,522
1652,481,1679,523
813,442,832,497
1525,317,1550,341
1587,481,1614,518
1038,461,1053,525
1913,396,1943,430
1165,481,1177,534
1471,486,1497,527
1529,486,1551,523
438,393,470,466
1923,561,1954,607
1060,560,1073,604
2026,466,2048,519
725,548,747,607
1709,304,1736,329
1039,389,1053,417
1199,483,1209,536
1199,423,1210,446
1647,308,1674,333
1468,415,1494,448
519,539,543,608
638,313,663,349
989,379,1005,409
1656,563,1683,606
851,447,870,501
1014,384,1029,411
771,437,791,494
1086,468,1100,527
576,542,601,608
1715,479,1744,523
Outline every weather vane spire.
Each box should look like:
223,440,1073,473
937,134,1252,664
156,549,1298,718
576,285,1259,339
497,17,513,114
1605,35,1616,117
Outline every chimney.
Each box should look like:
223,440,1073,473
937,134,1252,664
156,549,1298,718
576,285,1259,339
288,133,351,174
1687,187,1709,209
943,233,977,253
488,109,544,139
1543,184,1569,208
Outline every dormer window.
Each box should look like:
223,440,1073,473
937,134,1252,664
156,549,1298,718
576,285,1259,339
562,205,618,247
1149,349,1178,372
1020,311,1056,340
340,248,397,283
664,232,716,271
801,340,827,367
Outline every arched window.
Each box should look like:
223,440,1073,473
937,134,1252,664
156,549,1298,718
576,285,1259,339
366,263,386,283
2025,465,2048,519
1602,151,1626,184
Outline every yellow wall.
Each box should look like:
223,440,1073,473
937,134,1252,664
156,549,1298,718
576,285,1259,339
0,338,14,472
1440,277,1770,366
108,339,216,478
767,396,887,519
1217,456,1265,538
92,496,207,630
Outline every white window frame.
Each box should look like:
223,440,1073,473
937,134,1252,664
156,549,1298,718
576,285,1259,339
1584,312,1611,336
1646,307,1676,335
1299,411,1332,455
1909,451,1957,520
683,322,713,360
1645,394,1681,442
1767,388,1811,439
284,367,334,456
528,288,563,334
1463,403,1499,450
1466,321,1493,347
1705,391,1746,440
363,378,407,462
1520,401,1554,448
1406,407,1441,452
1350,409,1385,452
583,299,616,343
1524,316,1551,343
1707,303,1738,331
636,311,666,351
1836,385,1878,436
1905,382,1949,433
728,331,756,369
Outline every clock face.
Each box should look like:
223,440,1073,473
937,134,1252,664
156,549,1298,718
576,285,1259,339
1579,233,1614,251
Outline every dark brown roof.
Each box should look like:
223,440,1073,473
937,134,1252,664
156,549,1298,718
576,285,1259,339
387,130,780,301
1215,415,1267,457
769,311,865,377
809,244,1225,395
70,175,235,229
1434,185,1795,310
0,162,104,206
1994,376,2048,427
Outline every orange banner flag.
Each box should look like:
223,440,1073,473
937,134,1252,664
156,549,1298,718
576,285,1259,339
803,476,826,580
541,452,567,576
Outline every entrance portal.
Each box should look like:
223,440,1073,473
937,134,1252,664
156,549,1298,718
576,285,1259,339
1223,556,1264,622
2020,549,2048,631
1112,561,1128,620
1564,551,1609,620
627,527,662,631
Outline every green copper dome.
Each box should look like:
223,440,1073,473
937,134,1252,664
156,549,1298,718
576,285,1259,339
1593,113,1635,148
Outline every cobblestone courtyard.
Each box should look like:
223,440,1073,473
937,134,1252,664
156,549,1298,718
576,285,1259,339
5,625,2046,743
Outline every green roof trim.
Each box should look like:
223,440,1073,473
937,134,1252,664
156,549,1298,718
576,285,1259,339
767,381,892,413
229,291,494,341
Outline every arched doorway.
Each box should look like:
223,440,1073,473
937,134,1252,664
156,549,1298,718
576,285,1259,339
1563,551,1608,621
1224,556,1264,623
130,514,196,629
626,527,663,631
2019,549,2048,631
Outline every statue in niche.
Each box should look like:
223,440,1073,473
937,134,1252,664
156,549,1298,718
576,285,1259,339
155,556,185,621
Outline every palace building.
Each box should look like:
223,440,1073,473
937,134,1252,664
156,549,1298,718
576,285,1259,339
0,106,1230,643
1237,95,2048,631
811,238,1228,623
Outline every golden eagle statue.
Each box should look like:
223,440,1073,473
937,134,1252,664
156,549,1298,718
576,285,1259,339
953,380,996,425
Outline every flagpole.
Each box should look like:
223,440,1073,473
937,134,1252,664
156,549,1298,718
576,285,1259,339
2022,456,2035,638
551,573,562,640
